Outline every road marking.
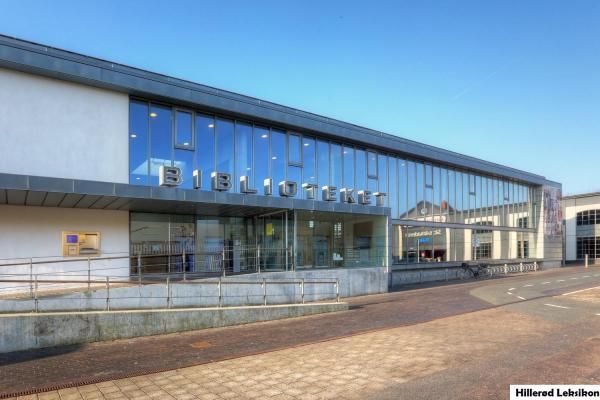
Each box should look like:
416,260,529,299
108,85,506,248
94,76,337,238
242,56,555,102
542,282,551,285
583,275,591,278
508,288,515,291
517,296,526,300
544,303,570,309
506,292,513,295
562,286,600,296
570,277,578,280
596,314,600,316
557,280,565,282
523,284,533,287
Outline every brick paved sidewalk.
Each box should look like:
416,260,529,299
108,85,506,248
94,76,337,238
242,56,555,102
9,307,558,400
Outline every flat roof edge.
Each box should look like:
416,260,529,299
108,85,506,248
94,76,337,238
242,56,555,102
0,34,558,187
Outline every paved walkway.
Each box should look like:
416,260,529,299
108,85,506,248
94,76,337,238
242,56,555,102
8,307,560,400
3,267,599,399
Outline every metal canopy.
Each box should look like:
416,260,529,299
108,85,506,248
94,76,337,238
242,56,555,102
0,173,390,217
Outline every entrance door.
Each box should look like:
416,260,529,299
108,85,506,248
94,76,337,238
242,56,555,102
256,211,290,271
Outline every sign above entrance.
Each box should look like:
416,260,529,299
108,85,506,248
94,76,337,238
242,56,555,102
159,167,386,206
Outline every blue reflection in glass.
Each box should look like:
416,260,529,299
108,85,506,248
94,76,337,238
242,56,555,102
196,114,214,191
175,111,193,147
330,144,342,188
389,157,398,217
235,122,253,192
254,126,270,191
149,105,172,186
289,134,301,164
216,118,234,175
317,141,329,188
271,130,286,197
355,149,366,190
174,149,193,189
302,137,316,199
378,155,387,206
129,101,149,185
343,146,354,189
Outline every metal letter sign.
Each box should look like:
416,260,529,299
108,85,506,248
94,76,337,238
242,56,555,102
279,181,298,197
240,176,257,194
157,169,386,207
159,166,182,187
211,172,232,191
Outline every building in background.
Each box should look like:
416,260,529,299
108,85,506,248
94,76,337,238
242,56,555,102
0,35,563,290
562,192,600,264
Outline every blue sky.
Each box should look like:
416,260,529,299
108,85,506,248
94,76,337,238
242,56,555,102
1,0,598,195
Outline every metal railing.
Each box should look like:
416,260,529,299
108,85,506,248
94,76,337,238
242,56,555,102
0,276,341,313
487,261,538,276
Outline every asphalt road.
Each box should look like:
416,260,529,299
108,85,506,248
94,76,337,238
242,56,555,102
1,266,599,398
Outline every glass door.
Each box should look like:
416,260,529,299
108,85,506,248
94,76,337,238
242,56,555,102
256,210,290,271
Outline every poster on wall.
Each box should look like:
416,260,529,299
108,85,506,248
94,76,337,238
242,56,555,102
543,186,562,236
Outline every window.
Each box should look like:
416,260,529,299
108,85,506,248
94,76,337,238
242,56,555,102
196,114,215,191
330,144,342,189
271,130,286,195
367,151,378,178
254,126,270,190
175,110,193,148
302,137,316,198
129,101,149,185
288,134,302,165
317,141,330,187
577,237,600,259
216,118,234,176
378,155,388,204
149,104,172,186
235,122,253,190
518,217,529,229
343,146,355,189
355,149,366,190
576,210,600,226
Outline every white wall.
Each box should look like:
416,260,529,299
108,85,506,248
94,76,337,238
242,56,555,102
0,205,130,284
0,68,129,183
563,195,600,261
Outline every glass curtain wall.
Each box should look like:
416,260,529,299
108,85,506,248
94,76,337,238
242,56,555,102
129,99,536,229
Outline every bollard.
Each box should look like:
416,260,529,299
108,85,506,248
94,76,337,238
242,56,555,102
29,258,33,298
336,279,340,303
166,277,171,309
106,276,110,311
504,264,508,275
137,254,142,287
585,254,589,268
183,250,187,281
534,261,538,271
218,278,222,307
87,257,91,291
33,274,39,313
222,249,226,277
520,262,523,273
301,279,305,304
257,245,261,274
263,278,267,306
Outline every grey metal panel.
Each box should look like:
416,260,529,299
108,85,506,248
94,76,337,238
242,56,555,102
74,180,116,196
59,193,85,208
0,173,28,190
89,196,119,209
43,192,66,207
6,189,27,205
25,191,46,206
104,197,131,210
114,184,152,199
392,218,533,233
0,189,6,204
0,35,558,186
75,195,102,208
29,176,73,193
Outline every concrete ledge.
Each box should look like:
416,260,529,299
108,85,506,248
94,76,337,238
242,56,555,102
0,302,348,353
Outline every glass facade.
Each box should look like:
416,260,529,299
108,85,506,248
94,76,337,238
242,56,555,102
129,98,540,270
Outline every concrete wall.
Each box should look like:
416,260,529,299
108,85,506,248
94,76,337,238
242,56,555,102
0,303,348,353
0,205,130,291
0,68,129,183
0,267,386,312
